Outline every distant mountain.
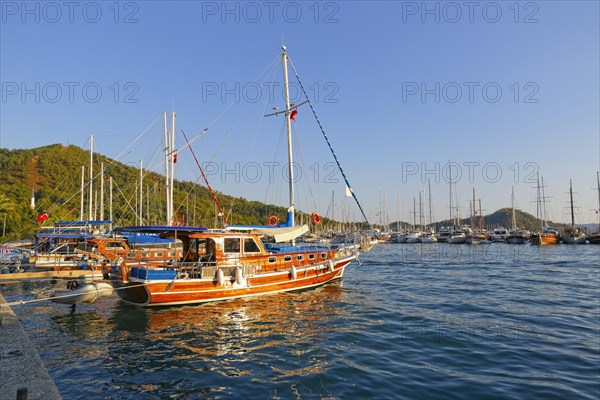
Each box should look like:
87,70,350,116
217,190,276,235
389,208,568,232
0,144,342,240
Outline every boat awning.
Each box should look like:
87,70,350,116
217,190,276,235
252,225,309,243
114,225,207,234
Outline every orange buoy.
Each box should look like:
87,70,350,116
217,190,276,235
311,212,321,225
268,215,279,226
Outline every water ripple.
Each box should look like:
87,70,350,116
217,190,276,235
1,244,598,399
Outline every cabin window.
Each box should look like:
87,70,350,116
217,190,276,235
268,256,276,264
244,238,261,253
142,252,150,258
320,252,327,259
224,238,241,253
296,255,304,261
155,252,163,257
284,255,292,262
105,241,126,250
168,252,176,257
308,254,316,260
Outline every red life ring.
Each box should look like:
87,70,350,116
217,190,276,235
268,216,279,226
311,212,321,225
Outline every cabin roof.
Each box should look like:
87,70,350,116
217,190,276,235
114,225,207,234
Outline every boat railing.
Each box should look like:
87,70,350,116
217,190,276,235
127,248,344,281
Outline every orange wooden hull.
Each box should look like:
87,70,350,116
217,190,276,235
530,233,558,245
115,257,353,306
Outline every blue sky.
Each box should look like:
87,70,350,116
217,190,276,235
1,1,599,225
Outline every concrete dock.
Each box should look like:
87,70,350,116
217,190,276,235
0,269,99,282
0,292,61,400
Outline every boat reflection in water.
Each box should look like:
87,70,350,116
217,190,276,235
85,283,347,397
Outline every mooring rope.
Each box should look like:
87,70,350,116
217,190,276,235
5,282,148,306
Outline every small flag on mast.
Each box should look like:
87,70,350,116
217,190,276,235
36,212,49,223
290,109,298,121
345,185,353,197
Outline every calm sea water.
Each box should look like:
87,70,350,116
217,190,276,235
2,244,599,400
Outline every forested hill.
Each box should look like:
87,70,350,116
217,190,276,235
436,208,548,232
0,144,329,240
392,208,566,232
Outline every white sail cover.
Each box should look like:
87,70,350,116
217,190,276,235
253,225,309,243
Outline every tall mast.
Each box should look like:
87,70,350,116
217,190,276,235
385,193,388,228
88,135,94,221
535,173,544,227
80,166,85,221
419,191,423,230
597,172,600,228
332,190,335,223
282,46,295,227
139,160,143,226
511,186,516,230
541,176,547,227
569,179,575,228
379,188,383,226
479,199,483,230
428,179,433,230
448,161,453,228
412,197,416,230
100,162,105,221
109,176,113,230
397,187,401,232
163,112,172,225
170,112,176,225
472,187,476,229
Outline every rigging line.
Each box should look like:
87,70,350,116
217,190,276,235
203,55,280,133
181,129,228,227
112,114,163,164
202,57,281,166
206,106,249,165
287,57,370,225
7,118,160,242
262,119,284,207
248,61,281,159
265,120,288,209
12,172,79,242
291,123,318,214
112,180,139,219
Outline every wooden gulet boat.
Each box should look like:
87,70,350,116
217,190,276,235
506,187,527,244
110,46,362,306
561,179,587,244
530,175,558,245
111,227,357,306
31,221,182,271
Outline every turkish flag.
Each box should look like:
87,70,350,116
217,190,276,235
290,109,298,121
173,153,178,163
36,212,49,223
